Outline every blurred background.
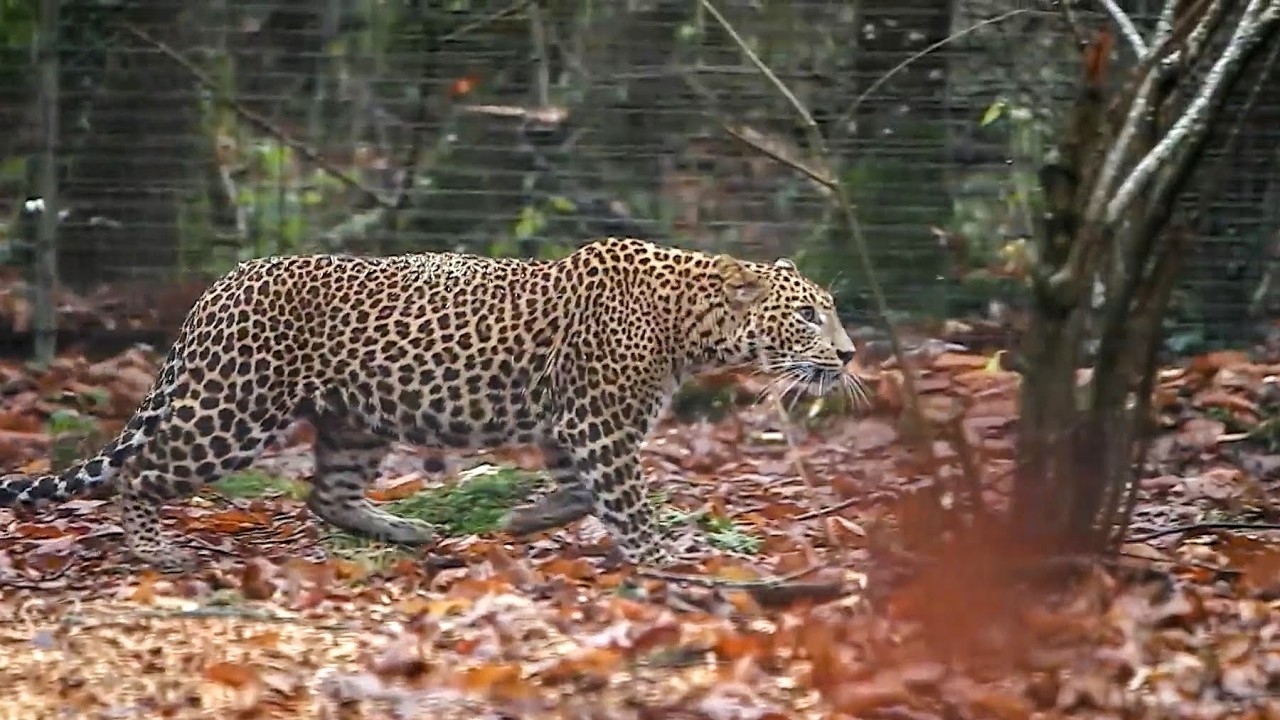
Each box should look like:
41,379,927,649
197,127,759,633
0,0,1277,359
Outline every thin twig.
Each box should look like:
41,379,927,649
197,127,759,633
720,123,835,192
765,392,839,547
31,0,58,368
0,556,78,590
792,495,863,522
946,412,988,521
121,23,393,210
1128,521,1280,543
697,0,816,131
1117,550,1236,574
768,394,819,489
701,0,941,474
58,606,354,631
679,71,835,192
1055,0,1090,52
440,0,531,43
833,9,1041,131
1099,0,1148,57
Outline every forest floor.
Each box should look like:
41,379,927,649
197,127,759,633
1,343,1279,719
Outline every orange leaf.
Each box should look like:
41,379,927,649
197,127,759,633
539,557,597,581
1190,350,1251,375
457,663,523,693
199,508,270,533
723,589,763,615
450,75,479,98
831,672,909,715
368,474,426,502
1194,391,1259,418
1083,29,1113,86
537,648,623,684
630,622,682,655
12,522,69,539
713,629,764,661
128,571,160,604
932,353,988,370
205,661,260,689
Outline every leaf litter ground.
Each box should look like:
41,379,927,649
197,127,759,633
2,347,1280,718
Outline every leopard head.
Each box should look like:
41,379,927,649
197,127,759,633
714,255,865,403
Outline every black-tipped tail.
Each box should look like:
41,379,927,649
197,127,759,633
0,458,115,509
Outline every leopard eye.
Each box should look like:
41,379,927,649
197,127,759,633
797,306,817,323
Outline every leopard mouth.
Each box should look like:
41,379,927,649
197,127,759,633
800,365,845,395
772,361,870,407
762,360,855,396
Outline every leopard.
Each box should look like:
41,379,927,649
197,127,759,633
0,237,862,572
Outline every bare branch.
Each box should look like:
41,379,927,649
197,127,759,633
440,0,531,42
1182,0,1227,64
1193,30,1280,226
720,123,836,195
697,0,816,131
1087,0,1227,223
1129,521,1280,543
1056,0,1090,52
678,71,835,194
1105,0,1280,224
33,0,58,367
122,23,395,210
1153,0,1179,48
836,8,1042,129
699,0,942,471
393,17,439,210
1085,70,1158,223
1099,0,1148,56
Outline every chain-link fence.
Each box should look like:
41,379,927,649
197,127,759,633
0,0,1277,356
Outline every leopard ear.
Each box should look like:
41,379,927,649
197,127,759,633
773,258,796,271
714,255,768,310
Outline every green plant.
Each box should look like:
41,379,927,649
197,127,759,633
212,470,308,500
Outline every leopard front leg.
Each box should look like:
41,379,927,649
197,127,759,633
553,424,677,567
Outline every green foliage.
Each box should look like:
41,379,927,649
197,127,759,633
45,409,104,472
0,0,36,90
213,470,308,500
238,142,327,257
385,465,538,536
932,97,1052,318
45,408,99,437
495,195,583,259
659,506,762,555
216,463,538,539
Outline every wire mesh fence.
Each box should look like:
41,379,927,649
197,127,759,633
0,0,1277,356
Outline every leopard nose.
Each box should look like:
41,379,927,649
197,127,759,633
837,349,855,364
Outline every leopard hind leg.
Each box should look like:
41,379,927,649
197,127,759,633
122,405,286,572
499,439,593,536
305,411,436,545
